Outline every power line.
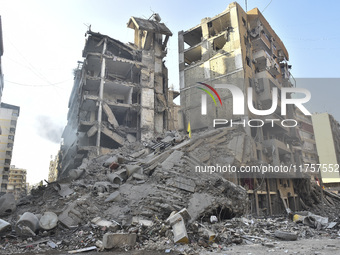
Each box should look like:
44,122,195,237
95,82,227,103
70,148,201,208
262,0,273,13
5,79,72,87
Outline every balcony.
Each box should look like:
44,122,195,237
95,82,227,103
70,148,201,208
251,32,271,52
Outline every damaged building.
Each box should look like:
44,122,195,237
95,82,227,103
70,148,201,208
179,2,308,215
61,15,179,176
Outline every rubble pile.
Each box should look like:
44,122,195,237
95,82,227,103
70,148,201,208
0,126,340,253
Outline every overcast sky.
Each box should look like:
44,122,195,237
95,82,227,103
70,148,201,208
0,0,339,185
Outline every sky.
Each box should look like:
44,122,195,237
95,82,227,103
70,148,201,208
0,0,339,185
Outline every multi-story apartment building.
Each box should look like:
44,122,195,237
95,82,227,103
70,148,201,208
312,113,340,188
61,15,177,176
179,2,306,214
7,165,27,199
293,108,319,178
0,103,19,194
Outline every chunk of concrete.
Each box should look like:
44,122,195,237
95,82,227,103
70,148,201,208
132,173,145,180
274,230,297,241
103,156,118,167
15,212,40,236
57,183,74,197
93,182,112,193
104,191,121,203
107,173,123,185
0,193,16,216
125,165,143,177
132,217,153,227
115,169,128,181
167,213,189,244
91,217,119,231
68,169,85,180
161,150,184,171
0,219,11,235
39,212,58,230
102,233,136,249
126,134,136,143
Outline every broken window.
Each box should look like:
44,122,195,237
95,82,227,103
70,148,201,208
208,13,231,37
10,120,16,126
246,56,251,67
184,45,202,66
213,34,227,51
242,17,246,26
183,26,202,48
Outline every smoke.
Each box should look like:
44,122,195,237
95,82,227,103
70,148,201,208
36,115,64,144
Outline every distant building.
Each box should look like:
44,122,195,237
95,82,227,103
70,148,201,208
7,165,27,199
293,108,319,178
0,103,20,194
48,154,59,182
312,113,340,187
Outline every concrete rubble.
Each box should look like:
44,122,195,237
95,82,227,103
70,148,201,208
0,127,339,253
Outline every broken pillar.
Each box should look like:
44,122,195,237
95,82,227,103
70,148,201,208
15,212,40,236
0,193,16,216
0,219,11,235
39,212,58,230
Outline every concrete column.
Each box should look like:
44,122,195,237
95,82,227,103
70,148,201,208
96,38,107,155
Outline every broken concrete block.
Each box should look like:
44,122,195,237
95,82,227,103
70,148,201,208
39,212,58,230
125,165,143,177
115,169,128,181
178,208,191,221
274,230,297,241
0,193,16,216
104,191,121,203
204,229,216,242
57,183,74,197
132,173,145,180
91,217,119,231
103,156,118,167
161,136,175,143
15,212,40,236
102,233,136,249
161,150,184,171
132,217,153,227
93,182,112,193
107,173,123,185
169,176,196,193
68,169,84,181
0,219,11,235
126,134,136,143
167,213,189,244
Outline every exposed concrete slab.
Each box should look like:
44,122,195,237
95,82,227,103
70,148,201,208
103,102,119,129
102,126,125,145
161,150,184,171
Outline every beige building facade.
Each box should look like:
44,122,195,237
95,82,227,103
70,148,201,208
7,165,27,199
0,103,19,194
312,113,340,185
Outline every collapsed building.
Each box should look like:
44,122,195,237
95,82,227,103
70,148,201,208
58,2,321,216
178,2,312,215
61,14,179,176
